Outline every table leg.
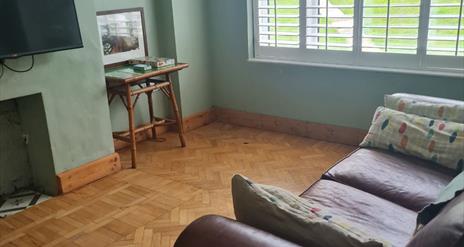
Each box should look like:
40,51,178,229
126,84,137,168
167,74,186,147
146,86,158,140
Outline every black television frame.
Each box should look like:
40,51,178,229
0,0,84,60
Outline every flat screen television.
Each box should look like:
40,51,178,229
0,0,83,60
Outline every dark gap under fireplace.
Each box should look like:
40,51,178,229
0,93,56,217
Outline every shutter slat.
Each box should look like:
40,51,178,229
259,5,299,9
306,5,354,9
364,35,418,40
363,25,419,29
307,33,353,38
259,23,300,27
307,42,353,47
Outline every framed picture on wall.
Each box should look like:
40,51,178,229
96,8,148,66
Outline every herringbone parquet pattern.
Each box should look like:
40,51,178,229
0,122,355,247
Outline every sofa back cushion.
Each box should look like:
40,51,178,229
406,192,464,247
384,94,464,123
360,107,464,171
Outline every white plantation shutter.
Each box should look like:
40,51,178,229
362,0,421,54
306,0,355,51
257,0,300,48
427,0,464,56
252,0,464,75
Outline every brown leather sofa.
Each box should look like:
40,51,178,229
174,94,463,247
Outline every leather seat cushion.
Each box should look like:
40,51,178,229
406,192,464,247
323,148,455,211
300,180,417,247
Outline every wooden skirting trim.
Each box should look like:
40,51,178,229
57,153,121,194
113,108,216,151
182,109,217,132
214,107,367,146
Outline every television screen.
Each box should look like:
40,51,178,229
0,0,83,60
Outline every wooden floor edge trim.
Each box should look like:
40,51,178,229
214,107,367,146
113,108,216,151
56,153,121,194
182,108,217,132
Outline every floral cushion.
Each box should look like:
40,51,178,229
232,174,390,247
385,94,464,124
360,107,464,171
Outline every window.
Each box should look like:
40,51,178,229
257,0,300,47
252,0,464,75
427,0,463,56
306,0,355,51
362,0,421,54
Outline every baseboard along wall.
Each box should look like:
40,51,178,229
62,107,364,194
214,107,366,146
56,153,121,194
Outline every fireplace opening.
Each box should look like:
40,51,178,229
0,93,56,217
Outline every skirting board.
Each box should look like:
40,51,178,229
183,109,216,132
57,153,121,194
214,107,367,146
113,109,217,151
112,107,364,148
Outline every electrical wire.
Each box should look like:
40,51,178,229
2,55,35,73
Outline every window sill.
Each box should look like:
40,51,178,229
248,58,464,78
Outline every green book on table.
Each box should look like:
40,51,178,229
132,64,152,72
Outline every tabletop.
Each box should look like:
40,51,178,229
105,63,189,85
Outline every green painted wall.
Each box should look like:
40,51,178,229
171,0,213,116
0,0,114,179
207,0,464,130
154,1,177,59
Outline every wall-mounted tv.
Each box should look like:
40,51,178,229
0,0,83,60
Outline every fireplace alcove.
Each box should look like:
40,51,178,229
0,93,57,197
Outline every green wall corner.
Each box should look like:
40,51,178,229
0,0,114,175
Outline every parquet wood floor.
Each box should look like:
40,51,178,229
0,122,355,247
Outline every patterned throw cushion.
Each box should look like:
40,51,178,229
231,174,390,247
385,94,464,124
360,107,464,171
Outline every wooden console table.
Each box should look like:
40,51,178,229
105,63,189,168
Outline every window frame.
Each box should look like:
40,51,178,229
251,0,464,77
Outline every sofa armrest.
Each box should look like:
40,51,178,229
174,215,302,247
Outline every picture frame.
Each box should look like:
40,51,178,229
96,8,148,67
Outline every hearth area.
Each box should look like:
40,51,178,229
0,93,57,214
0,190,50,218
